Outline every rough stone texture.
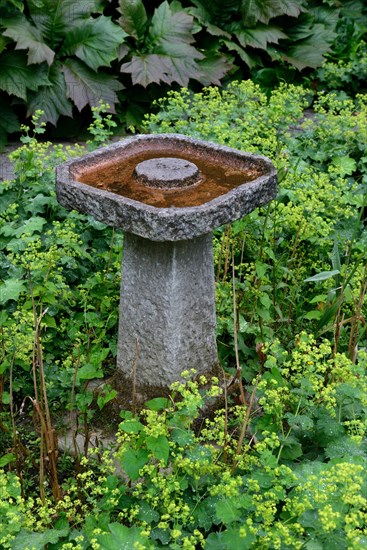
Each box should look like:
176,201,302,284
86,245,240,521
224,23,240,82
118,232,218,386
55,134,277,391
134,157,200,189
56,134,277,242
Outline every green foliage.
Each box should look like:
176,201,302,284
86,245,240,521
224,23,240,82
144,81,367,364
314,0,367,96
0,106,122,421
1,82,367,547
0,0,351,143
119,0,213,87
2,361,367,548
188,0,339,85
0,0,124,143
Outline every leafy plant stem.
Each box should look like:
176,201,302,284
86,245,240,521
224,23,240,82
348,261,367,362
283,218,304,321
221,367,229,464
70,346,81,472
276,398,301,465
9,352,25,497
333,243,352,357
258,203,271,262
232,246,246,405
231,375,259,474
29,270,61,501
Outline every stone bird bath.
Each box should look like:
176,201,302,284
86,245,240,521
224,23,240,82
56,134,277,393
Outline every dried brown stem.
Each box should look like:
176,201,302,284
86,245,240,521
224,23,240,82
231,376,259,475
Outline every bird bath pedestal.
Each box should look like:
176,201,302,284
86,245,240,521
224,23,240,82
56,134,277,392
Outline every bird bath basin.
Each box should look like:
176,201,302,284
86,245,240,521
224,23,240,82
56,134,277,392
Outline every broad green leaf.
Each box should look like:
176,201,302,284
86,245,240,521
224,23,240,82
255,260,268,278
3,15,55,65
1,391,10,404
282,23,336,70
187,3,231,38
118,0,147,39
237,24,288,50
331,156,357,176
61,17,127,71
305,540,324,550
97,389,117,409
331,238,341,273
0,51,49,99
325,436,365,460
164,56,203,86
13,528,69,550
197,54,233,86
285,413,313,431
97,523,149,550
121,447,149,480
120,1,221,87
316,299,340,334
145,397,170,410
193,495,220,530
122,53,203,87
305,270,340,282
0,452,15,467
260,293,272,309
89,347,110,366
24,193,53,215
27,62,73,125
279,438,303,460
62,59,123,112
171,427,194,446
13,216,46,237
119,419,144,434
121,54,171,86
145,434,170,463
137,501,160,523
189,0,240,25
0,279,26,304
241,0,304,26
215,497,241,524
76,363,103,381
149,1,203,60
30,0,104,46
206,528,256,549
222,39,258,68
309,294,327,304
304,310,322,320
75,391,94,411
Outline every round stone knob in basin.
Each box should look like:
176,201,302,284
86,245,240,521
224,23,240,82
56,134,277,396
134,157,200,189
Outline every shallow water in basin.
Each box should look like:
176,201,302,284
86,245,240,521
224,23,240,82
76,145,262,208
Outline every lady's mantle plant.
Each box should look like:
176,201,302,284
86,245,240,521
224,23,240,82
0,83,367,548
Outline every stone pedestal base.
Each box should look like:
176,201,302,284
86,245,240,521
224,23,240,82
117,232,218,388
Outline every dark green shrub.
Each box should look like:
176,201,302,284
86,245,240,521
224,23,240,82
0,0,346,145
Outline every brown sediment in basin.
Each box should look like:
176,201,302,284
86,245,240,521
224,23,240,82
56,134,277,242
55,133,277,390
74,143,262,208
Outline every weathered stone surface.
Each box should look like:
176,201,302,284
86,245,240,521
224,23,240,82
134,157,200,189
118,232,218,386
55,134,277,391
56,134,277,242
